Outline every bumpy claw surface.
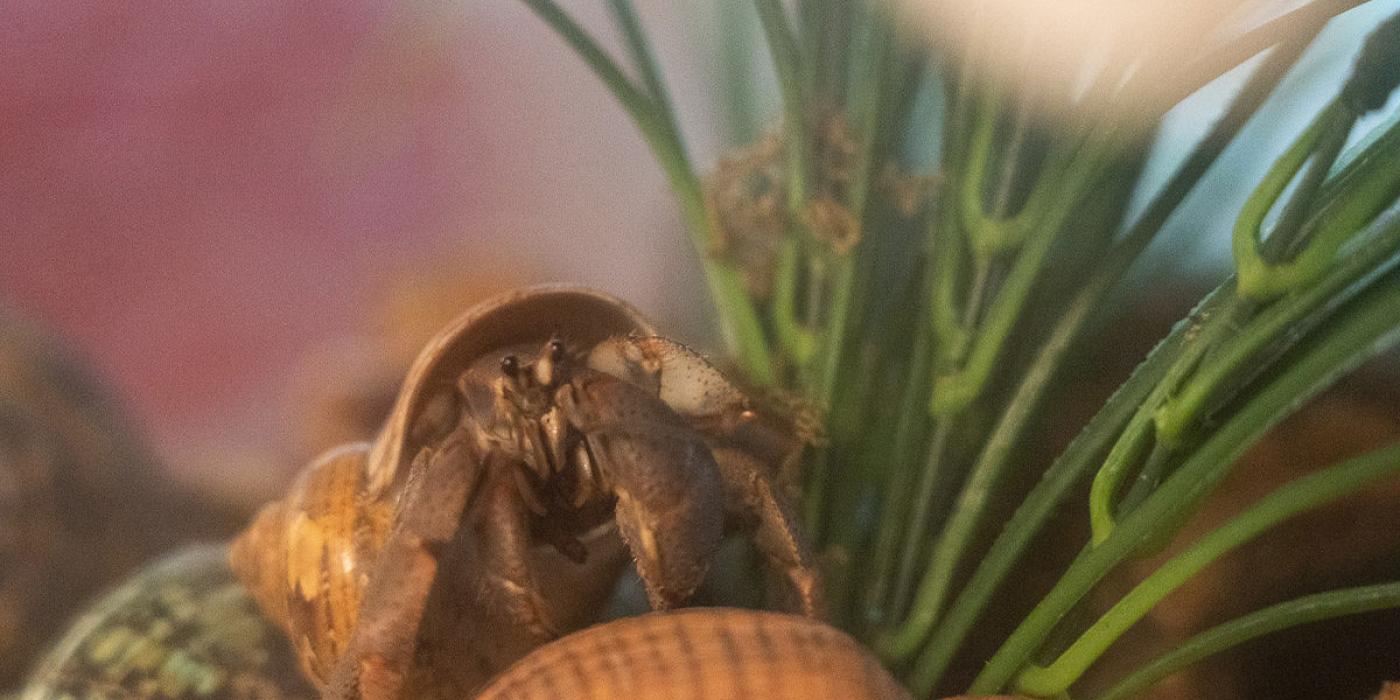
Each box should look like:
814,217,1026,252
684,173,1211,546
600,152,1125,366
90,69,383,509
558,369,728,609
588,334,825,616
588,335,751,425
711,446,824,617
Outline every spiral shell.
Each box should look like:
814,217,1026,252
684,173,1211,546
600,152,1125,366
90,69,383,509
18,545,313,699
229,286,658,690
228,444,387,686
476,608,911,700
0,310,236,687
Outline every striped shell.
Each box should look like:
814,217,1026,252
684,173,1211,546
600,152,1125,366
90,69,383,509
476,608,911,700
228,444,387,686
229,286,657,690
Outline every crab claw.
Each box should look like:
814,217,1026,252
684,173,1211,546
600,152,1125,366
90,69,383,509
588,335,817,457
588,335,749,424
607,436,724,608
559,370,725,609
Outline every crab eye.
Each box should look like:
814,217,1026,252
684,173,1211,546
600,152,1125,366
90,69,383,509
548,338,566,361
500,354,520,378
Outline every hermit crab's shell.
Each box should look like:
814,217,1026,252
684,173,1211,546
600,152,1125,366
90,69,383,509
230,285,655,691
364,284,656,495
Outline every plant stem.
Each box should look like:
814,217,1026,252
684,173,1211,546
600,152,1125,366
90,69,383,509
864,310,935,628
1085,408,1155,543
1093,581,1400,700
886,271,1222,674
931,140,1114,416
817,5,893,406
1017,442,1400,697
717,1,761,145
888,252,991,615
773,239,820,365
887,36,1303,685
888,39,1289,667
1158,206,1400,447
899,151,1122,632
1087,291,1251,540
521,0,776,383
887,418,954,618
884,275,1104,661
970,270,1400,694
1118,441,1173,514
901,291,1189,689
1266,110,1355,262
606,0,678,133
818,258,857,399
1083,35,1325,535
1233,101,1352,300
754,0,810,211
1239,112,1400,300
800,0,851,106
521,0,667,152
931,200,971,369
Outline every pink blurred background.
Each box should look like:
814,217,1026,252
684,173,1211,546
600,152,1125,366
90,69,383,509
0,3,722,478
4,1,1393,493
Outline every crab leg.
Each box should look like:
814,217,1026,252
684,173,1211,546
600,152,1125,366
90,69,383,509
712,446,825,618
324,433,478,700
472,468,562,639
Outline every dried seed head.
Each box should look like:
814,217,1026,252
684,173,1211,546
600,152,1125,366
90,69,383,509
705,132,788,298
802,197,862,255
704,113,926,288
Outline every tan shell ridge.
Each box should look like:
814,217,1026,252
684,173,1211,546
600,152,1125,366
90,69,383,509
476,607,912,700
365,285,657,495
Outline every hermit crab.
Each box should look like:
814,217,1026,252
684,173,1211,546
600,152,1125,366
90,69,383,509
229,286,824,698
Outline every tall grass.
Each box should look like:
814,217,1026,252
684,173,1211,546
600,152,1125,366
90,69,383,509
525,1,1400,696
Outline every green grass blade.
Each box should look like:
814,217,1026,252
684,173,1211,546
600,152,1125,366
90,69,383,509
1018,442,1400,696
1094,581,1400,700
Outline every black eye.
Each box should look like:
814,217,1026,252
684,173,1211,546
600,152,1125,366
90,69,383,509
548,338,566,361
500,355,520,377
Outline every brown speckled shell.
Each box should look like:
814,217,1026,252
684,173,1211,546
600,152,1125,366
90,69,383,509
229,286,657,690
476,608,912,700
